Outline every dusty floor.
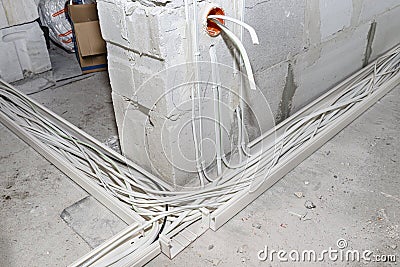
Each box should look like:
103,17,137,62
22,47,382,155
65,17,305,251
0,46,399,266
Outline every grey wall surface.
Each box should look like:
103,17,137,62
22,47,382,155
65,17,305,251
98,0,400,186
245,0,400,123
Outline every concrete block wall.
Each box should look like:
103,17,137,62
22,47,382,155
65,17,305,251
98,0,400,186
291,0,400,113
244,0,400,121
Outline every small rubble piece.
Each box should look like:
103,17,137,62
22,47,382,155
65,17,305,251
208,244,214,250
304,181,310,185
241,212,254,222
304,200,316,209
377,209,388,221
205,258,221,266
289,211,311,221
252,222,261,229
103,135,121,153
212,259,221,266
387,225,399,240
294,192,303,198
289,211,302,218
237,246,244,253
280,223,287,228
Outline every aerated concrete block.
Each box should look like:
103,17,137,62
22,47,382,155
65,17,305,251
0,21,51,82
244,0,306,72
0,0,39,29
319,0,353,41
107,43,165,99
370,6,400,61
359,0,400,24
111,92,154,172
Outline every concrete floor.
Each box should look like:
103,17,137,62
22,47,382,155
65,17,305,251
0,47,399,266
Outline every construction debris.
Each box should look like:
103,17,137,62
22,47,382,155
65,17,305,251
294,192,303,198
304,200,316,209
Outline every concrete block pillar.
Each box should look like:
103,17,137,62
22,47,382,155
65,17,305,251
98,0,255,187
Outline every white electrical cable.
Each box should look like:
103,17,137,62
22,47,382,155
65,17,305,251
190,0,206,187
208,15,259,44
208,15,260,166
209,18,258,91
208,15,260,161
209,45,223,176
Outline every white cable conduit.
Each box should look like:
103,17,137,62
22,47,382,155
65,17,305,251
95,223,159,267
0,44,399,265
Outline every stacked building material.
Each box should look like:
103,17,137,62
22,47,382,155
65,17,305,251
0,0,51,82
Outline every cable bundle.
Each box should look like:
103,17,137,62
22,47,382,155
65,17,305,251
0,45,399,265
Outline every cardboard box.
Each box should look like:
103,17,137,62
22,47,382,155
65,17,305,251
68,4,107,74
